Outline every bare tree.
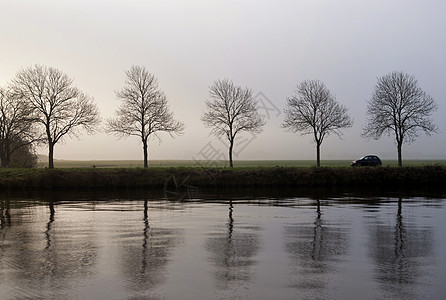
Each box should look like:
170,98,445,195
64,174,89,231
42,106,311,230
0,87,40,168
282,80,353,167
106,66,184,168
12,65,101,168
363,71,438,167
201,79,265,167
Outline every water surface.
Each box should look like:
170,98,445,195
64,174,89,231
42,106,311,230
1,191,445,299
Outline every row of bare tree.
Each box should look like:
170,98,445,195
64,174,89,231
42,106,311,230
203,72,438,167
0,65,438,168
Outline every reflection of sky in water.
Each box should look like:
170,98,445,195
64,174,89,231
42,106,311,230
0,194,445,300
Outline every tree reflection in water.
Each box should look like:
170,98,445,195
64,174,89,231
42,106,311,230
368,197,434,299
206,200,261,294
1,192,444,299
45,200,55,250
43,199,99,296
119,200,183,298
0,197,100,299
0,199,11,228
285,199,349,291
0,198,11,289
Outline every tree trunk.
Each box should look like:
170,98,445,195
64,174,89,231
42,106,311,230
0,143,11,168
0,151,10,168
229,140,234,168
397,142,403,167
4,152,10,168
143,140,148,168
48,143,55,169
0,157,9,168
316,142,321,167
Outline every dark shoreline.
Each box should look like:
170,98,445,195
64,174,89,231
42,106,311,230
0,166,445,191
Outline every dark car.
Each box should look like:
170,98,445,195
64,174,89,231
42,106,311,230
351,155,382,167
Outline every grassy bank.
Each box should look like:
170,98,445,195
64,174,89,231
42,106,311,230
1,166,445,190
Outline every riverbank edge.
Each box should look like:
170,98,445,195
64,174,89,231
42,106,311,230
0,166,445,190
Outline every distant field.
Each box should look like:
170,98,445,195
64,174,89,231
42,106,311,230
40,159,446,168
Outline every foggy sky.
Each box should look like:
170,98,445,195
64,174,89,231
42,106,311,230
1,0,445,161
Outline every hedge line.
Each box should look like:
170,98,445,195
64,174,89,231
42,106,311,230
0,166,445,190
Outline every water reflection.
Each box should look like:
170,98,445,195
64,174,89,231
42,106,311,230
206,200,261,293
0,192,445,299
45,200,55,249
367,197,434,299
0,199,11,228
285,199,350,291
119,200,183,298
0,198,99,299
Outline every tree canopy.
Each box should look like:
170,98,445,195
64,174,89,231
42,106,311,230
201,79,265,167
106,66,184,168
363,71,438,166
0,87,40,167
283,80,353,166
12,65,101,168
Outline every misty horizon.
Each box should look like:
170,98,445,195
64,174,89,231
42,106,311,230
1,1,445,162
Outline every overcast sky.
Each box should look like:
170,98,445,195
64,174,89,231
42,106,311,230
1,0,445,162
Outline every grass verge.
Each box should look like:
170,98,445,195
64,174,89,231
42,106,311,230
0,166,445,191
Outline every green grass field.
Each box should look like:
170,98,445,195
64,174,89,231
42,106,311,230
41,159,446,169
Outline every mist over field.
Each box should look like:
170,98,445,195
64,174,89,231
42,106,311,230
1,0,445,162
